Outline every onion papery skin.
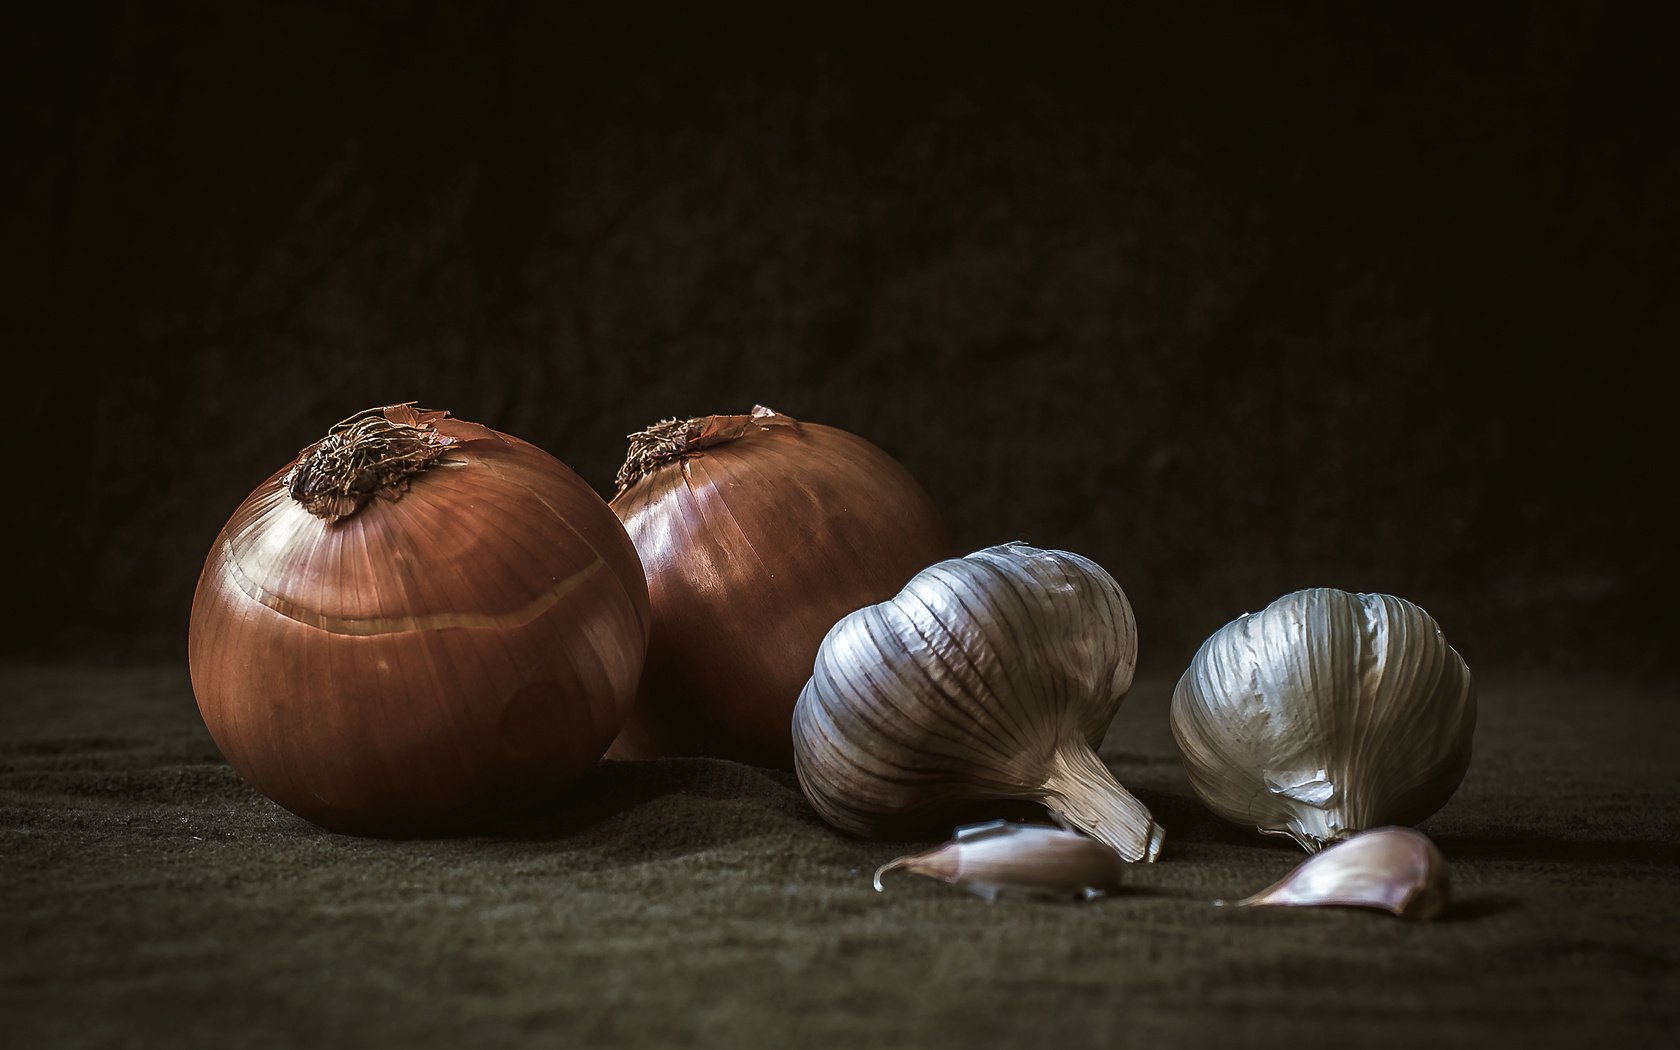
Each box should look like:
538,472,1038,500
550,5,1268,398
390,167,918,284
188,406,650,837
606,407,949,767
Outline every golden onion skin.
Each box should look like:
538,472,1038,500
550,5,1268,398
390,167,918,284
188,407,650,837
606,408,949,767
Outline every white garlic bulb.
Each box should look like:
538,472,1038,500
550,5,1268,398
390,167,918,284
792,543,1164,862
1171,588,1475,852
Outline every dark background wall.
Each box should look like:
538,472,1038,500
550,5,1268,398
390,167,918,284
7,3,1674,679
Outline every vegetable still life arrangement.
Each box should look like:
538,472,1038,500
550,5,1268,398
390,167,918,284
189,402,1480,921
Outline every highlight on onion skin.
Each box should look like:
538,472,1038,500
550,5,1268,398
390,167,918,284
605,406,950,768
188,405,651,837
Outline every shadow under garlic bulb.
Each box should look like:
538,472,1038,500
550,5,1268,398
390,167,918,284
1170,587,1475,852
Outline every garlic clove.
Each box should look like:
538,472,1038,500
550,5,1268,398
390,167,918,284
873,821,1128,901
1230,826,1450,920
1171,588,1475,852
793,543,1164,862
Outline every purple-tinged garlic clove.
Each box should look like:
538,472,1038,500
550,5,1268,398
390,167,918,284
873,820,1128,902
1230,825,1450,920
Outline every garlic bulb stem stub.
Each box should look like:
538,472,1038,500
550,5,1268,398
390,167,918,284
792,543,1164,862
1171,588,1475,852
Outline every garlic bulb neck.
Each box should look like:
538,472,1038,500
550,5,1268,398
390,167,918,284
1260,808,1351,854
1042,743,1165,862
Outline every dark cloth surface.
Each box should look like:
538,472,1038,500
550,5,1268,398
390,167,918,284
2,664,1674,1048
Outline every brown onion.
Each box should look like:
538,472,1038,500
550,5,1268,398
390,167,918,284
606,405,949,767
188,405,650,836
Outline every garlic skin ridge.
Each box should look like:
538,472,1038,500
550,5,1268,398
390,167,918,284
1171,588,1475,853
792,543,1165,862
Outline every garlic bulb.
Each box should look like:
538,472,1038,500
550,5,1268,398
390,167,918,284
1171,588,1475,852
792,543,1164,862
874,820,1128,901
1230,826,1450,920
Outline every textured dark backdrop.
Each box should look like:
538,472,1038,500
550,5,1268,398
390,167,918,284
7,3,1674,677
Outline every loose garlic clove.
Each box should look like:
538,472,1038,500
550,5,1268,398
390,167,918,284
793,543,1165,862
1230,826,1450,920
874,821,1128,901
1171,588,1475,852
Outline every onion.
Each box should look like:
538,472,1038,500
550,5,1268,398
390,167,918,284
188,405,650,836
606,405,949,766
